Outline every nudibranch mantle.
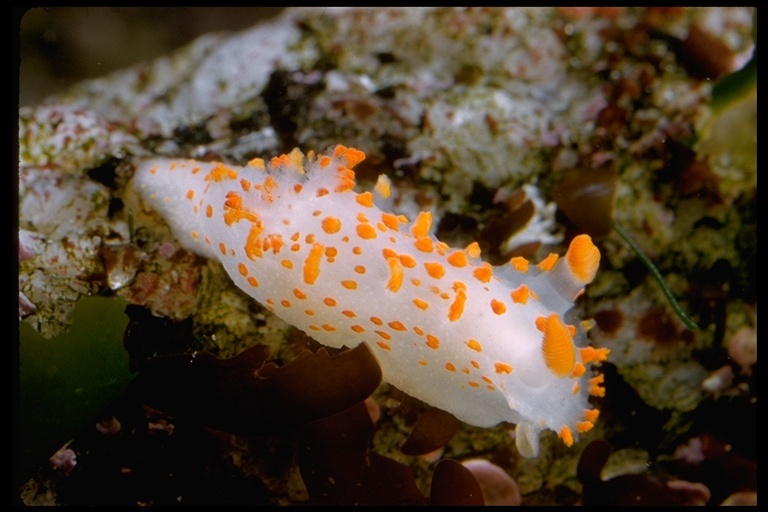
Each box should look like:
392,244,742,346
133,145,608,458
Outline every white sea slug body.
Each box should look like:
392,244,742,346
133,145,608,457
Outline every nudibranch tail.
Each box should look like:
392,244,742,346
133,144,607,458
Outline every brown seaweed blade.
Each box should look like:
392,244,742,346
294,401,427,506
400,407,460,456
136,343,382,435
430,459,485,506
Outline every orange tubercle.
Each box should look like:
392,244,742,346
411,211,433,238
559,426,574,447
386,257,404,292
566,234,601,283
539,313,577,378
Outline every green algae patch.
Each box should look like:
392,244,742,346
18,296,133,479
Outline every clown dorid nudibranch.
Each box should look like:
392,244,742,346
133,145,608,457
